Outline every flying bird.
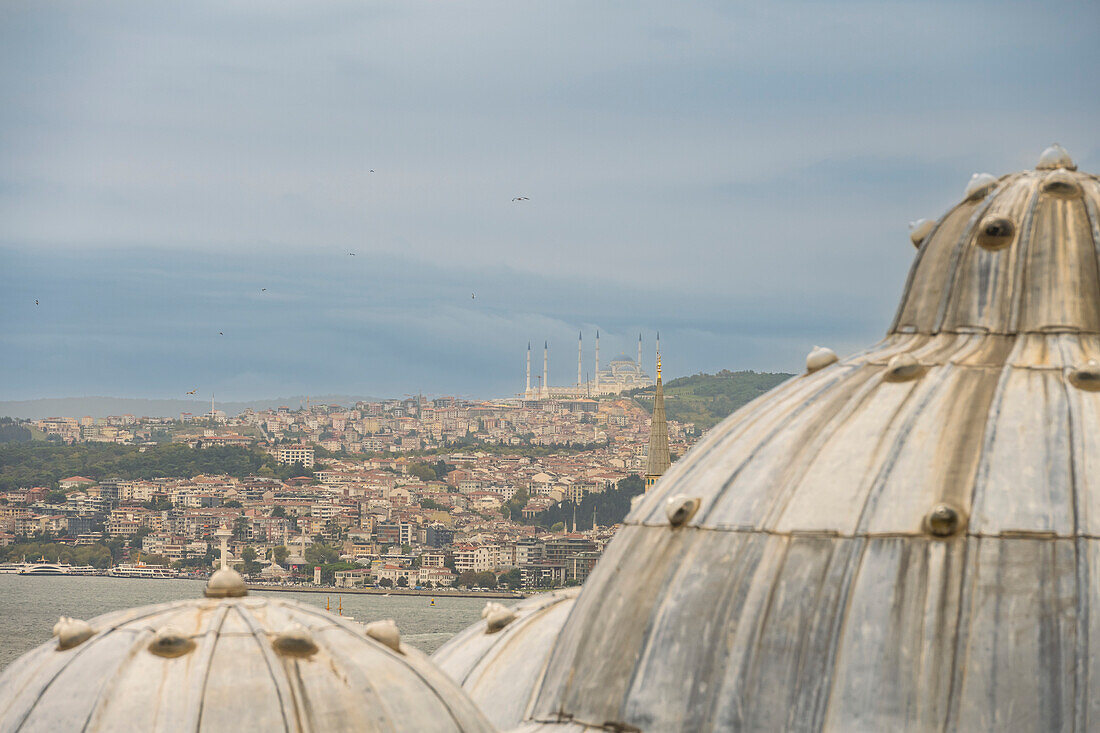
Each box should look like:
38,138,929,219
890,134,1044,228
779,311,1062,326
471,293,476,300
35,299,39,305
511,197,529,202
219,332,224,336
348,252,356,256
261,288,267,292
187,390,197,395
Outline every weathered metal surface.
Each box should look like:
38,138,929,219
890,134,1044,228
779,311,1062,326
0,596,493,733
433,589,579,730
443,155,1100,730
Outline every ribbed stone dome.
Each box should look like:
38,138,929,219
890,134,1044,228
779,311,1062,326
457,148,1100,731
0,592,492,732
434,590,579,730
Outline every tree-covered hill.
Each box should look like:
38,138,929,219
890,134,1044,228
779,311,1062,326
629,369,794,431
0,443,309,492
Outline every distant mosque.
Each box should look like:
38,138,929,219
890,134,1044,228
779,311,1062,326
522,331,655,399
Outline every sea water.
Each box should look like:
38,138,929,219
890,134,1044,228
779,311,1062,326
0,575,486,668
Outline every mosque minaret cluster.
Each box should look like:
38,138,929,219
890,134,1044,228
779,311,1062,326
523,331,656,399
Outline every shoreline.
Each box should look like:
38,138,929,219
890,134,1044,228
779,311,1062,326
245,583,525,600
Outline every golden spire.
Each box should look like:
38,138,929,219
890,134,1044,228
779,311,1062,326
645,349,670,492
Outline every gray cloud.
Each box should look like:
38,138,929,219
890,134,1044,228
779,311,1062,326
1,0,1098,400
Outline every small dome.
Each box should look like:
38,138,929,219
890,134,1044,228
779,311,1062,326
433,589,578,730
0,594,492,732
486,153,1100,731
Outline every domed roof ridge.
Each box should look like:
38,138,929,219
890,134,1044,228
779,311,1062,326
892,162,1100,336
0,594,493,732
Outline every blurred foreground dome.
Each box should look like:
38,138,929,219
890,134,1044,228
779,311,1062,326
437,147,1100,731
0,570,492,733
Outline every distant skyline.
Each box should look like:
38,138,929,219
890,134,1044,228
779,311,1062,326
3,1,1099,401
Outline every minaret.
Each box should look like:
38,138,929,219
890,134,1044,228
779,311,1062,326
637,333,642,371
595,330,600,395
525,342,531,398
543,341,549,400
644,351,671,492
577,332,583,390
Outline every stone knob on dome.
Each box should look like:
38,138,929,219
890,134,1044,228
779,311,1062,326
204,567,247,598
884,353,924,382
272,623,319,657
908,218,935,248
976,215,1016,251
365,618,403,652
148,626,196,658
54,617,94,651
482,603,517,634
665,495,701,527
1041,169,1082,198
806,346,838,374
1036,143,1076,171
1070,360,1100,392
964,172,997,200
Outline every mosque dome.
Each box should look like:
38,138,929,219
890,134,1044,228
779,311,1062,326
433,590,579,730
0,571,492,733
447,148,1100,731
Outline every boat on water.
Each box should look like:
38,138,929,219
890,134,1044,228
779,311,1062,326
0,562,100,576
108,562,177,579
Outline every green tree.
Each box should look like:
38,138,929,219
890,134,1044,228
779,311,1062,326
499,568,522,589
396,576,409,587
240,546,263,576
223,499,242,508
271,505,286,518
44,491,67,504
233,515,250,541
379,577,394,588
474,571,497,588
273,545,289,565
305,543,340,565
550,521,565,533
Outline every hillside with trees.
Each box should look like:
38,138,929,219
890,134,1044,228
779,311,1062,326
0,443,311,492
629,369,793,430
527,474,645,530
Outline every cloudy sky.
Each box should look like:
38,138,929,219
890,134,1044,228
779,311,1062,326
2,1,1098,401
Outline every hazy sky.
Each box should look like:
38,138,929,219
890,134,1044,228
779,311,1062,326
2,1,1098,401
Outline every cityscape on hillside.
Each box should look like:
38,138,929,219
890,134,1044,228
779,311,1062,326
0,355,702,591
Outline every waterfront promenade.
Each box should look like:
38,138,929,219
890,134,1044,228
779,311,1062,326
246,583,524,600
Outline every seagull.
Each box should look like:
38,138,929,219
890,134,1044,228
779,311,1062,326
35,299,39,306
219,332,224,336
261,288,267,292
471,293,476,300
187,390,197,395
369,170,375,173
348,252,356,256
511,197,529,202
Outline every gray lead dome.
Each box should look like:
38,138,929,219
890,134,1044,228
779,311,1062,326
0,594,492,733
438,150,1100,731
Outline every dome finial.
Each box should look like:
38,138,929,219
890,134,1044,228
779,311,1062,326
1037,143,1076,171
205,524,246,597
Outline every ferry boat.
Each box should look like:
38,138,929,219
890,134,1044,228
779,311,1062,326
1,562,100,575
21,562,99,576
108,562,177,579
